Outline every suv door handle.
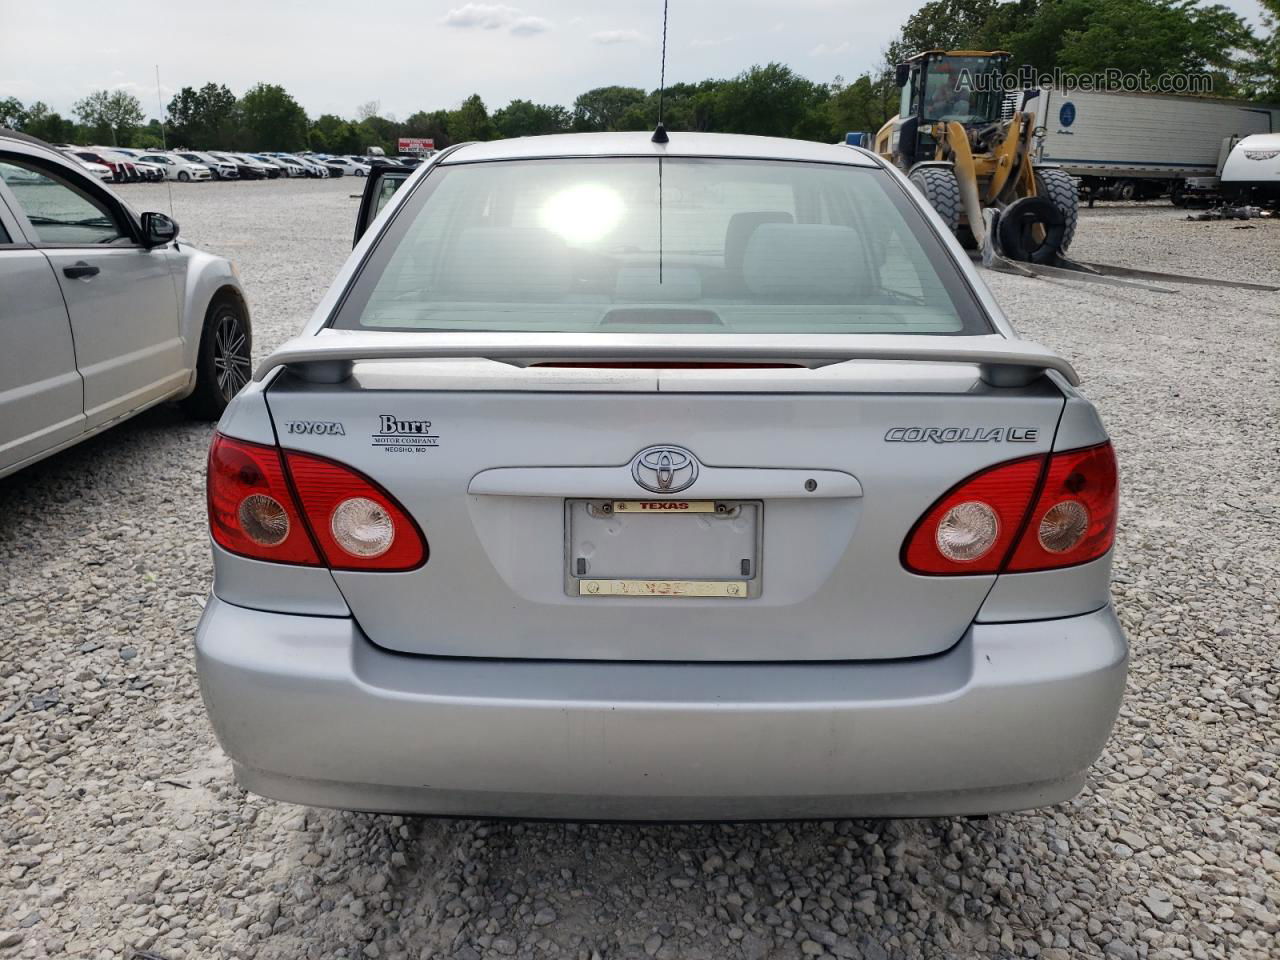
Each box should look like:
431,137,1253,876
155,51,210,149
63,262,100,280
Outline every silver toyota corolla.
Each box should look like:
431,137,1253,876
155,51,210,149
197,132,1126,819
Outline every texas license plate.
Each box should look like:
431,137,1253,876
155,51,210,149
565,499,760,598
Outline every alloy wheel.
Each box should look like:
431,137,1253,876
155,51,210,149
212,310,251,401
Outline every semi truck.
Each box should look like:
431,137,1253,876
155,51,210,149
1025,88,1280,202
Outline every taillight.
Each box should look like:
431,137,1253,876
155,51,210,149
206,433,427,571
1006,443,1117,572
283,451,427,571
902,442,1117,576
902,456,1044,575
207,434,321,565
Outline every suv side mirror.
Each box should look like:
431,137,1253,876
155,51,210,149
141,211,179,247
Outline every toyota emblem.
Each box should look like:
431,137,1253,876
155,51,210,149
631,445,699,494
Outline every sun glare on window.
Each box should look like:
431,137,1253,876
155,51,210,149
538,183,624,244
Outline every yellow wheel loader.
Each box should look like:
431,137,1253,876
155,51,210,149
872,50,1079,264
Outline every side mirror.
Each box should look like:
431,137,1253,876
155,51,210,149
141,211,179,247
895,64,910,88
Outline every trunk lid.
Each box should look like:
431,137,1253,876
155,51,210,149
264,358,1064,661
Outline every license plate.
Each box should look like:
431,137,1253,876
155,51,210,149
566,499,760,598
579,579,749,598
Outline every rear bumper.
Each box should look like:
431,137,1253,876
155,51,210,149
196,598,1127,819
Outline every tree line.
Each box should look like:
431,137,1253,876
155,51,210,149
3,0,1276,153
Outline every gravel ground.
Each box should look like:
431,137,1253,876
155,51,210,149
1,180,1278,960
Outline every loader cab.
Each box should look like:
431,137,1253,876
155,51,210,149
894,51,1009,166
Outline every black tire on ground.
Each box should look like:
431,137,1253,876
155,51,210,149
1034,167,1079,253
909,166,962,235
181,295,252,421
997,196,1066,264
178,170,190,182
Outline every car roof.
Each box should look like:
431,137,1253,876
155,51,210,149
0,128,113,173
441,131,880,168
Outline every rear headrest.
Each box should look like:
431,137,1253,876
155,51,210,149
442,227,571,300
724,211,793,275
742,224,867,299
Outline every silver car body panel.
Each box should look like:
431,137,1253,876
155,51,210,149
202,131,1124,815
0,133,247,477
0,238,85,467
261,375,1067,662
197,596,1127,819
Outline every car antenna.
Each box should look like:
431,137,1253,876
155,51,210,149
155,64,176,224
651,0,669,143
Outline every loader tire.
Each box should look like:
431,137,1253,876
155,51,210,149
998,196,1066,264
1035,167,1079,253
910,167,962,236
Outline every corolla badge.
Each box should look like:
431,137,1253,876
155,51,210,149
631,445,699,494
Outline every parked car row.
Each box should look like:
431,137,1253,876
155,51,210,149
47,146,407,183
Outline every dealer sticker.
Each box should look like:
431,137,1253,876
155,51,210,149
372,414,439,453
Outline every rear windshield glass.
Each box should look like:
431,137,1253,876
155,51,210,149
333,157,987,335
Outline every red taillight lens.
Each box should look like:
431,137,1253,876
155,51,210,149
902,442,1118,576
283,451,427,571
902,456,1045,575
1007,443,1117,572
207,433,427,571
207,434,321,565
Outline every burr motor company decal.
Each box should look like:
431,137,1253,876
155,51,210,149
372,415,439,453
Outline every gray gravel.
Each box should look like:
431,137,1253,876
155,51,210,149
2,180,1278,960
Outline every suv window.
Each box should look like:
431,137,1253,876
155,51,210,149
0,158,129,246
334,157,985,336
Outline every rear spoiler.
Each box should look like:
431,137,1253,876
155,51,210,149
253,331,1080,387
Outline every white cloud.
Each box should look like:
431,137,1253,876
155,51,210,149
510,15,550,35
591,29,642,44
442,4,550,35
809,40,852,56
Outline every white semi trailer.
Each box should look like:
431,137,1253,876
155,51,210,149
1025,88,1280,202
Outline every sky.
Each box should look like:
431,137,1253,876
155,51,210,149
0,0,1270,122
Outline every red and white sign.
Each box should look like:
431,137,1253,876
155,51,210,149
398,137,435,154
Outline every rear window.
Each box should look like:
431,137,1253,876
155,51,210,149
333,157,987,335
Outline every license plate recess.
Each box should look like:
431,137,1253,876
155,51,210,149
565,499,761,598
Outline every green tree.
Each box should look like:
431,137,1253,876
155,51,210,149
896,0,1001,53
572,86,647,131
356,114,402,154
713,63,828,139
614,81,728,132
0,97,25,128
1253,0,1280,98
237,83,308,150
73,89,145,146
493,99,572,138
826,73,895,139
447,94,495,141
16,102,75,143
1050,0,1253,93
403,109,452,148
310,113,362,154
166,83,238,148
